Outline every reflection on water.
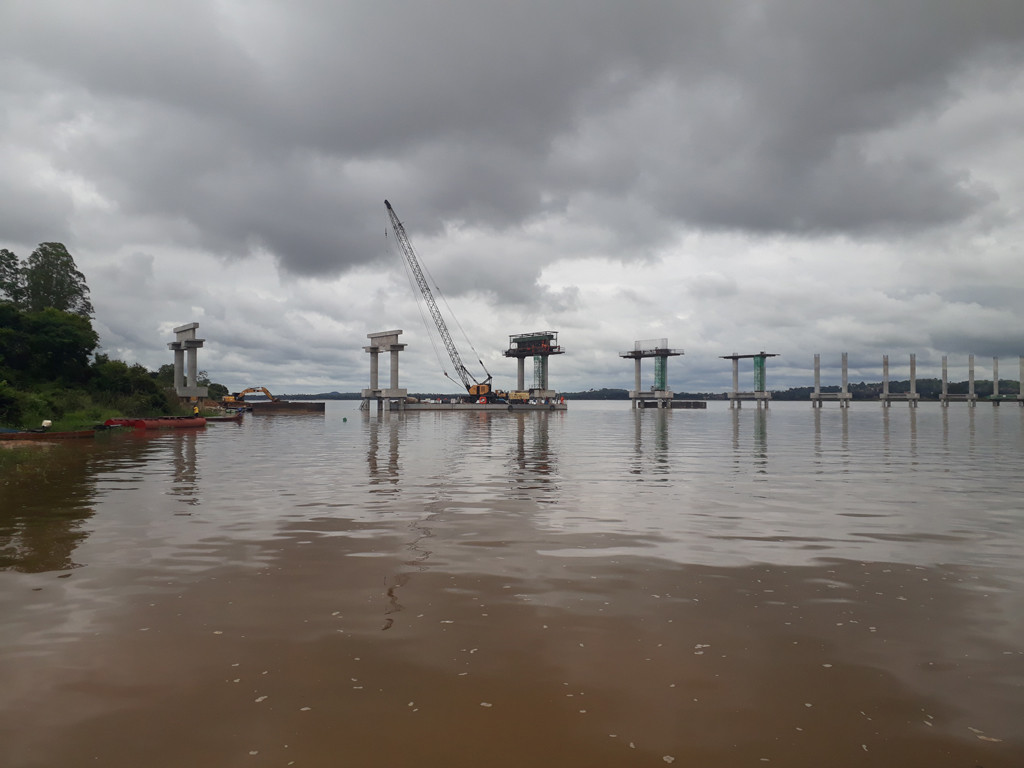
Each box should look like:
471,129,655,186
0,443,95,572
168,430,199,506
1,402,1023,767
509,412,557,498
631,408,670,479
365,411,400,490
732,406,769,474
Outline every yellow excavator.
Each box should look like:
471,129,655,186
222,387,279,405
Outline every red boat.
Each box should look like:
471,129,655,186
104,417,206,430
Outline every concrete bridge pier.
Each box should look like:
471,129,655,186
811,352,852,408
880,354,919,407
721,352,777,409
361,330,408,413
166,322,208,403
622,339,683,409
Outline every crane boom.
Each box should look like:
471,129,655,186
385,200,490,395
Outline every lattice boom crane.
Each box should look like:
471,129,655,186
385,200,493,397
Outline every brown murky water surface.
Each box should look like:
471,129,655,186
1,402,1022,767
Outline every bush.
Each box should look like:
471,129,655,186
0,381,26,426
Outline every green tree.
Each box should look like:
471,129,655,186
153,363,175,388
0,248,24,305
196,370,229,400
24,308,99,384
22,243,94,317
0,304,98,385
90,354,169,413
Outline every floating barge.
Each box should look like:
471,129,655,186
247,400,325,414
635,399,706,409
105,417,206,429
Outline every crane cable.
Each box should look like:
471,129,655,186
385,225,450,387
387,204,491,386
418,248,492,383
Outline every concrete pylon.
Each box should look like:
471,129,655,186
361,330,408,412
167,322,208,401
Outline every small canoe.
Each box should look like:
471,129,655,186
105,417,206,430
0,429,96,441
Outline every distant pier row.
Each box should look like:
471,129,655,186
722,352,778,408
811,353,852,408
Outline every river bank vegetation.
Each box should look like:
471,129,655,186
1,243,225,431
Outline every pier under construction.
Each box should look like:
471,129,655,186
621,339,705,409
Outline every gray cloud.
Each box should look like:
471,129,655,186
2,1,1024,390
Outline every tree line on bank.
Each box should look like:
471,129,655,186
0,243,225,429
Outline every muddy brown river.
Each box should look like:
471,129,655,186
1,401,1022,767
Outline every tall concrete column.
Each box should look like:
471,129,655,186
882,355,890,407
369,350,379,390
186,347,198,387
993,357,999,397
909,354,917,407
941,355,950,406
173,348,185,390
634,358,642,392
969,354,976,406
731,357,740,409
390,348,400,390
841,352,849,395
517,358,525,390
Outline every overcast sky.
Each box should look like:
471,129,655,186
3,1,1023,394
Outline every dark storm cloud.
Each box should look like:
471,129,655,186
3,1,1023,294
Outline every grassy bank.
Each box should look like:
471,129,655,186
0,383,188,432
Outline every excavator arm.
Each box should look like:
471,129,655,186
223,387,278,404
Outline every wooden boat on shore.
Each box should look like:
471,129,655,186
0,429,96,441
105,417,206,430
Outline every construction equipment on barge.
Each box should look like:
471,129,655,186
222,387,324,413
385,200,508,403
